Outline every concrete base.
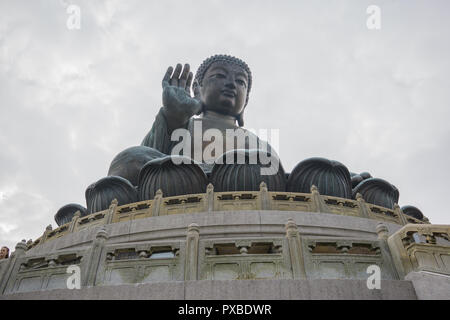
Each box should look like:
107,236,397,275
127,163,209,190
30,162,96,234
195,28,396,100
0,279,417,300
405,271,450,300
2,211,447,299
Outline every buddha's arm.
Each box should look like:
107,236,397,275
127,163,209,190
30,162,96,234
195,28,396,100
141,107,188,154
141,64,201,154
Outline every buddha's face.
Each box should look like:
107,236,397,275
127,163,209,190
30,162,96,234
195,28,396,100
197,62,249,118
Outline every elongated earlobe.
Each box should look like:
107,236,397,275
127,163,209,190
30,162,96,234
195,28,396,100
193,81,200,99
237,113,244,127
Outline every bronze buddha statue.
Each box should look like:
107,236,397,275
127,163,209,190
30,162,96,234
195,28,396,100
141,54,269,164
51,55,426,224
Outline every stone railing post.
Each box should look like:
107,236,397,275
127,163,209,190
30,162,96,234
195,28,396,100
311,185,327,213
285,219,307,279
394,204,408,225
391,225,450,276
184,223,200,281
205,183,214,213
0,240,28,294
376,223,389,241
105,198,118,224
151,189,163,216
259,182,271,210
69,210,82,233
40,224,53,244
84,227,108,287
356,193,370,218
376,223,400,279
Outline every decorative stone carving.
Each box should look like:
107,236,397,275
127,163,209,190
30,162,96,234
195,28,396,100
107,146,164,186
85,176,138,214
287,157,352,198
352,178,399,209
185,223,200,281
376,223,389,240
388,224,450,278
285,219,307,279
210,149,286,192
138,156,208,200
54,203,87,226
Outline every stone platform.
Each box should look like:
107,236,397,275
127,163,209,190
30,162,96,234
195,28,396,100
1,193,449,299
1,278,418,300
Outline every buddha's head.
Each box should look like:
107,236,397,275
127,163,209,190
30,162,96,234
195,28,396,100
193,55,252,126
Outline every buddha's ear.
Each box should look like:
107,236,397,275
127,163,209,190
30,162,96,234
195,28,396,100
237,101,248,127
237,112,244,127
193,80,201,99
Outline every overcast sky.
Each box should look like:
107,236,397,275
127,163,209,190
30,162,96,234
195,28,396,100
1,0,449,250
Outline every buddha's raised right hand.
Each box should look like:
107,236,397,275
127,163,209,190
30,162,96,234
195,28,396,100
161,63,203,130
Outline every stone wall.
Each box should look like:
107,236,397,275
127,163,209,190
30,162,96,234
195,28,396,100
1,210,448,299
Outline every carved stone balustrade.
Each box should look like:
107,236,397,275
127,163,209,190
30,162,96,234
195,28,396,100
388,224,450,278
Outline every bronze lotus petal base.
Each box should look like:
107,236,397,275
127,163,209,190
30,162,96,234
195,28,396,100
107,146,165,187
85,176,138,214
352,178,399,209
54,203,87,226
401,205,424,221
350,171,372,188
138,156,208,200
287,157,352,199
210,149,286,192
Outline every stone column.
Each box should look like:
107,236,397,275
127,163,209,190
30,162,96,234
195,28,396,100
311,185,327,213
205,183,214,213
151,189,163,216
69,210,81,233
0,240,27,294
259,182,271,210
285,219,307,279
394,204,408,225
356,193,370,219
376,223,400,279
41,224,53,244
84,227,108,287
105,199,118,224
376,223,389,241
184,223,200,281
